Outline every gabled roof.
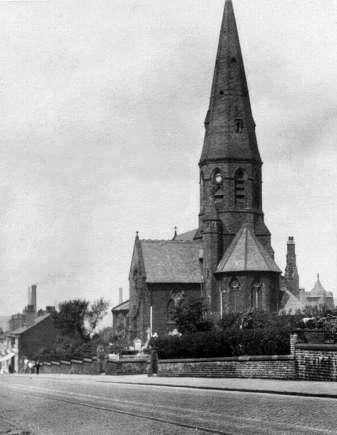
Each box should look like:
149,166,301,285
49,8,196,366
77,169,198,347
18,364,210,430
216,224,281,274
111,300,129,312
140,240,202,283
279,288,304,314
7,314,50,336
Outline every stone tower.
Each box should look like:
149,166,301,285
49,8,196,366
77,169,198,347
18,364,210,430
199,0,281,314
285,237,300,297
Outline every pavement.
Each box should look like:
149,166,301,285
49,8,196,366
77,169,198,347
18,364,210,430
94,374,337,399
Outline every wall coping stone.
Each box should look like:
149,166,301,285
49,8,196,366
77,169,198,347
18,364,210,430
71,359,83,364
60,360,71,365
107,358,148,364
296,343,337,351
83,358,93,363
158,355,294,364
43,362,51,366
51,361,60,366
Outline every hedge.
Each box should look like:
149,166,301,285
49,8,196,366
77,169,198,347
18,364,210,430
151,327,290,359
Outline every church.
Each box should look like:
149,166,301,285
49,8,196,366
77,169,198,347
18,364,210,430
111,1,333,343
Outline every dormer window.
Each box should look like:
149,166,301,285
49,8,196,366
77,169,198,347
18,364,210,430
235,118,244,133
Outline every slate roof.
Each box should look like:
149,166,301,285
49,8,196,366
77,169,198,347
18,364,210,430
140,240,202,283
216,224,281,274
174,229,198,241
111,300,130,312
200,0,261,165
7,313,50,336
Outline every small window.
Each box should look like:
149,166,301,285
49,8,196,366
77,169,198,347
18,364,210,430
235,118,244,133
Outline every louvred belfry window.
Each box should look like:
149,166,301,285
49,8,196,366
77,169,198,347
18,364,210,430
234,169,246,207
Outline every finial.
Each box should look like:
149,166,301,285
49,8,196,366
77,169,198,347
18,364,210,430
173,226,178,240
317,273,320,280
136,231,139,238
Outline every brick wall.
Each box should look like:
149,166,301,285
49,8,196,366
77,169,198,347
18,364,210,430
295,344,337,381
158,355,295,379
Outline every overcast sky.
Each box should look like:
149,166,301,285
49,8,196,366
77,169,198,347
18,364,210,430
0,0,336,324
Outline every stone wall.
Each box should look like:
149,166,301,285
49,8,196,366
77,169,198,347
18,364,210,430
295,344,337,381
39,358,99,375
105,358,148,375
158,355,295,379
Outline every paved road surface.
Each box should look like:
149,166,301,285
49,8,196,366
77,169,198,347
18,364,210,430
1,375,337,434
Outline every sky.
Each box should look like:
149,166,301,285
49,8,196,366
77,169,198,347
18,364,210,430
0,0,336,326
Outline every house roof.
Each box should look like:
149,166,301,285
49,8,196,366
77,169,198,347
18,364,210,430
7,314,50,336
140,240,202,283
216,224,281,274
111,300,130,312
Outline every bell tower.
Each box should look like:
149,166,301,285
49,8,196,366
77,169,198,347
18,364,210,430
199,0,272,256
199,0,279,312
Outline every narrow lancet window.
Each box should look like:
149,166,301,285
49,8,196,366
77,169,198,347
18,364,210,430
234,169,246,208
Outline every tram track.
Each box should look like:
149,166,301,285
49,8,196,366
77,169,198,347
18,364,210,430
4,383,231,434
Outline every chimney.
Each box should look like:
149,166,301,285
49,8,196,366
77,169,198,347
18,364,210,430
119,287,123,304
28,284,37,313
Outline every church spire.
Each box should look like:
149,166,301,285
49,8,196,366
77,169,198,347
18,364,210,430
200,0,261,165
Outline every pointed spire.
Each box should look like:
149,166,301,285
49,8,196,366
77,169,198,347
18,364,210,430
200,0,261,165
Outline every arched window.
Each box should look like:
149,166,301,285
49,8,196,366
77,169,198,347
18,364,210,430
234,168,246,208
251,279,262,310
167,300,176,323
229,277,241,312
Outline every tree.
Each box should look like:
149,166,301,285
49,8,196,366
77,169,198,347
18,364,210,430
174,297,213,334
86,297,110,335
52,298,110,341
53,299,89,340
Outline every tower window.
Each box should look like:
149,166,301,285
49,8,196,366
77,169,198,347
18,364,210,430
234,168,246,208
231,57,237,63
235,118,244,133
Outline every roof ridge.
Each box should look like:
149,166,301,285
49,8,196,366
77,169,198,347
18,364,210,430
141,239,200,244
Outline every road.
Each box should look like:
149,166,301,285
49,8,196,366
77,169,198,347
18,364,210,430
0,375,337,434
